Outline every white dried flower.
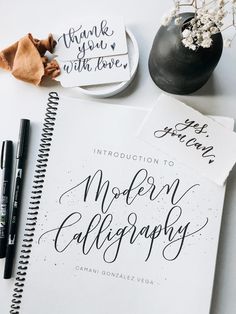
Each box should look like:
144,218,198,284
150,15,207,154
162,0,236,49
182,38,197,50
190,44,197,50
202,31,211,39
210,26,218,34
182,29,192,38
201,37,213,48
161,13,173,26
175,17,182,25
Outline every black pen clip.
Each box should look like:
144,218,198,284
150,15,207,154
1,141,5,170
1,141,13,170
16,119,30,159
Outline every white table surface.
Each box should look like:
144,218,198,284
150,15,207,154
0,1,235,313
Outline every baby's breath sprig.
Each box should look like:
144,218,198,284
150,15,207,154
162,0,236,50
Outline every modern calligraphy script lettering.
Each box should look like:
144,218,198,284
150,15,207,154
77,40,107,59
154,119,215,163
63,59,93,74
58,20,115,59
38,208,208,263
59,169,199,214
94,57,122,71
37,169,208,263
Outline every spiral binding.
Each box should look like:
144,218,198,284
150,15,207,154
10,92,59,314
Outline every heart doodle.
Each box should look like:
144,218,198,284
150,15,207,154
208,159,214,164
123,64,127,69
111,43,116,50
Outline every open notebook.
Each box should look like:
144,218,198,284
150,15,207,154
10,92,229,314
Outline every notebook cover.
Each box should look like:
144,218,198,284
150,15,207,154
10,92,228,314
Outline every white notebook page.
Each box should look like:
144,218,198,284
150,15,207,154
16,95,229,314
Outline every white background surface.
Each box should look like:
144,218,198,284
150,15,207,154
0,1,235,313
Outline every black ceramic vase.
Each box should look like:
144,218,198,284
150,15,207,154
148,13,223,94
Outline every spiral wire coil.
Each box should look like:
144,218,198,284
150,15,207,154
10,92,59,314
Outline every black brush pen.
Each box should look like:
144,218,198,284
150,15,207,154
4,119,30,279
0,141,13,258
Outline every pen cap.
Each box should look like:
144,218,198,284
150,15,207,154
16,119,30,159
1,140,13,169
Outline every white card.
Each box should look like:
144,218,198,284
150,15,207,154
54,16,127,60
55,54,130,87
138,94,236,185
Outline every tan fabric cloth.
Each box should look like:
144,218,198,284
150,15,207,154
0,33,60,85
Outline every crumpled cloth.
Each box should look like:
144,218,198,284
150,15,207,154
0,33,60,85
